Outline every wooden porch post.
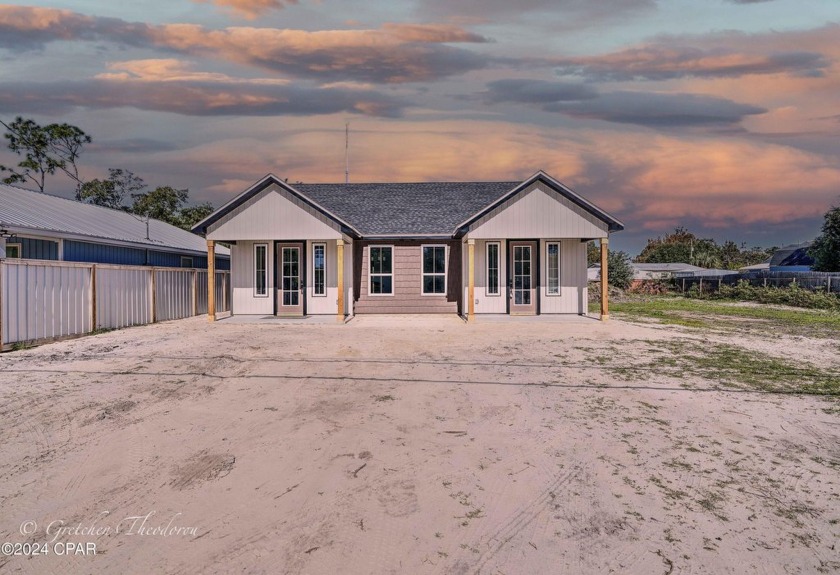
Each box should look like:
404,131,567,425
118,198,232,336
336,239,345,322
600,237,609,321
207,240,216,322
468,239,475,321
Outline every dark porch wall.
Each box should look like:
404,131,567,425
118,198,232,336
354,240,462,314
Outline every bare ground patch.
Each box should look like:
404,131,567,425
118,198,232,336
0,314,838,574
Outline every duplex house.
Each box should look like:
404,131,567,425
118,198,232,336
192,171,623,320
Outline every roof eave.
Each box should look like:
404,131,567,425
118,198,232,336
360,233,455,240
2,223,229,257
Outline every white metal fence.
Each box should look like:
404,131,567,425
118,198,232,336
1,259,230,349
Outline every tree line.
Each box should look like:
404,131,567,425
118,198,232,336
0,117,213,231
588,216,840,281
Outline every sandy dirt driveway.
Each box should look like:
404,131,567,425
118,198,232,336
0,314,838,574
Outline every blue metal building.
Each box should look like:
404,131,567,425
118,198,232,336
0,183,229,269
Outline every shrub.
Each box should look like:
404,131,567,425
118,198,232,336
607,250,634,290
686,279,840,310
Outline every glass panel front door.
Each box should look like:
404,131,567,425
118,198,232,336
282,247,300,306
277,243,304,315
510,241,537,314
513,245,531,305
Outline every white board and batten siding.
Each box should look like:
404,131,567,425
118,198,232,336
462,239,588,314
306,239,353,316
231,241,274,315
463,239,508,314
206,184,343,242
230,240,353,316
539,240,588,314
467,183,609,240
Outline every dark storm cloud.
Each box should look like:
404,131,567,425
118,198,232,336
0,6,152,51
482,79,766,127
481,79,598,104
417,0,656,25
553,91,767,127
0,79,408,118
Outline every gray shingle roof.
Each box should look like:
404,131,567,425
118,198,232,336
295,182,519,236
0,183,228,256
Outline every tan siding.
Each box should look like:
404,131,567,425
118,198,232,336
355,241,461,314
207,184,342,241
468,183,609,240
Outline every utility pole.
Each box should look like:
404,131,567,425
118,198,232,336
345,122,350,185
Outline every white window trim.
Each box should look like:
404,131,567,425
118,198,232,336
546,241,561,296
312,242,327,297
485,241,501,297
254,243,268,298
421,244,448,296
5,242,22,259
368,245,394,296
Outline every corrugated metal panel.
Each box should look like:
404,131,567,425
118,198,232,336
65,240,147,266
19,237,59,260
155,269,194,321
215,271,229,313
63,240,229,270
0,183,229,256
2,260,91,344
1,260,231,347
467,183,609,240
96,266,152,329
148,251,183,268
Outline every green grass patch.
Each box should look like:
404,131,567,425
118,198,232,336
594,296,840,338
611,339,840,396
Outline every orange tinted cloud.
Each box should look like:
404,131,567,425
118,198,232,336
193,0,298,19
0,7,490,83
96,59,290,84
553,24,839,82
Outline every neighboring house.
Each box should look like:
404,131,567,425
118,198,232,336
588,262,705,284
192,171,624,319
589,262,738,286
739,261,770,273
0,183,229,269
631,262,705,280
769,242,814,272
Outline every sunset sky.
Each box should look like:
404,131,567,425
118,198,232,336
1,0,838,254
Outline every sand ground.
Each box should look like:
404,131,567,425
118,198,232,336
0,313,838,574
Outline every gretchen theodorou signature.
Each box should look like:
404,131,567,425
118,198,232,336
36,511,199,542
